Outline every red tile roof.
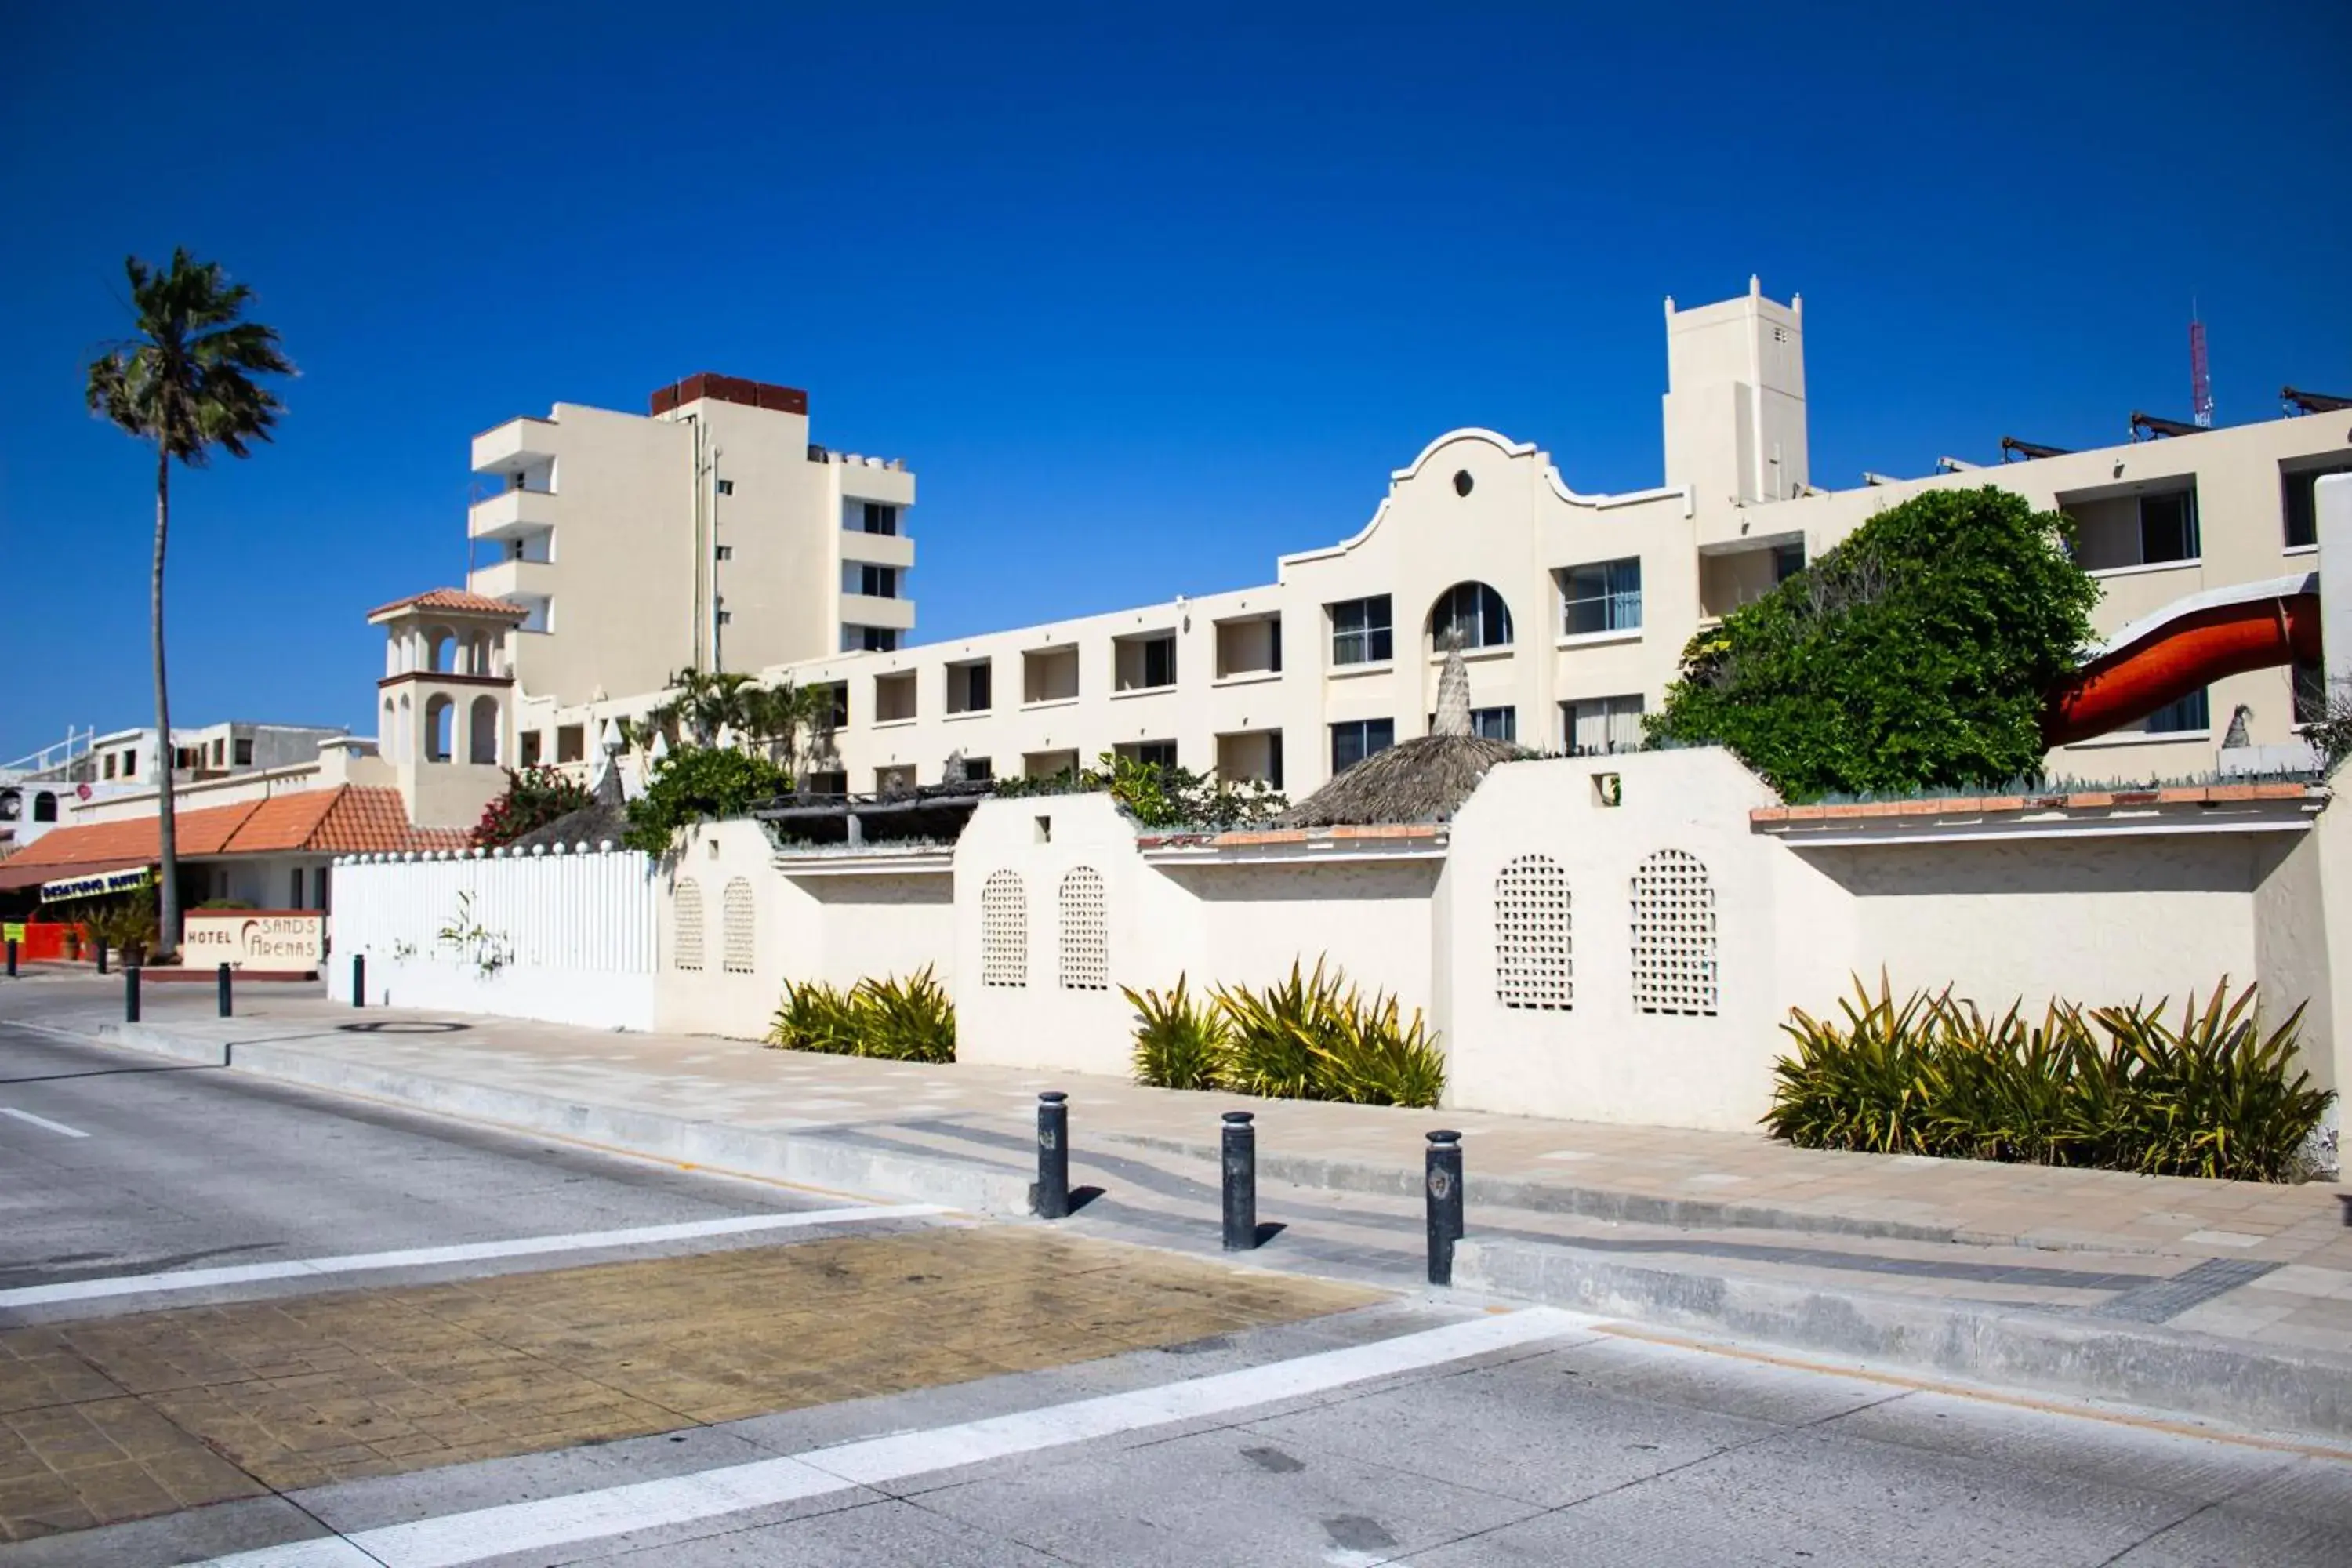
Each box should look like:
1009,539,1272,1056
0,786,464,891
367,587,531,621
1750,781,2321,827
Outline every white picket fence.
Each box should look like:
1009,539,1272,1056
327,846,658,1029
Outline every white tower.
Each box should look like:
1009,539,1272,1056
1661,276,1809,506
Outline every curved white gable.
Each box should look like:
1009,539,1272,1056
1285,426,1690,571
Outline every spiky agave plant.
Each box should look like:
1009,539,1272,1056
1122,975,1229,1091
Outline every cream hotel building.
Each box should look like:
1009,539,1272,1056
463,279,2352,800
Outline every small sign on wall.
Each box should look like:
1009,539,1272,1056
182,910,325,969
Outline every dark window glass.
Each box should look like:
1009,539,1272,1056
1330,719,1396,773
862,503,898,535
234,738,254,766
965,757,993,781
1142,635,1175,688
2294,657,2328,726
1470,706,1516,742
2139,491,2199,564
1330,597,1393,665
1132,741,1178,768
2284,465,2352,550
2144,687,2211,734
1430,583,1513,649
1562,559,1643,635
1772,542,1806,583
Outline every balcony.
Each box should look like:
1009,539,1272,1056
840,593,916,630
840,528,916,570
470,558,557,604
469,487,562,541
471,416,559,476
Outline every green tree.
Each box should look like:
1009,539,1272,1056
1648,487,2097,800
86,251,292,956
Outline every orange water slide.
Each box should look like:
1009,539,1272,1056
2041,573,2321,748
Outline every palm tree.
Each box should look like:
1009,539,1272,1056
87,251,292,958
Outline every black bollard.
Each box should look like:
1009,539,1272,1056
217,962,234,1018
124,964,141,1024
5,937,16,978
1221,1111,1258,1251
351,952,366,1009
1425,1130,1465,1286
96,938,109,976
1035,1091,1069,1219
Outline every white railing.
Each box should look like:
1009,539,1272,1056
328,845,657,1029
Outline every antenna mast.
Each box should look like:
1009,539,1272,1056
2189,303,2213,429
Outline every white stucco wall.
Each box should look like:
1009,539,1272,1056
1443,749,1789,1131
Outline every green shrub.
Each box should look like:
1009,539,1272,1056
623,745,791,855
994,750,1285,829
471,766,593,849
1194,957,1446,1109
766,966,955,1063
1123,975,1229,1091
1649,487,2099,800
1765,975,2332,1182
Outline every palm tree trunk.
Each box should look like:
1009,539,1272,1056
151,447,180,960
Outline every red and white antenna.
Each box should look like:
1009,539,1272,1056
2189,302,2213,428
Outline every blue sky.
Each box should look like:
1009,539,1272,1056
3,2,2347,759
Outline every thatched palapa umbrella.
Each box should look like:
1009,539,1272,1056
1283,644,1525,826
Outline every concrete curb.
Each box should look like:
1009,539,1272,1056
1098,1130,1965,1247
1454,1235,2352,1441
93,1022,1036,1219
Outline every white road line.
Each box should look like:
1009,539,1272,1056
201,1306,1601,1568
0,1106,90,1139
0,1205,946,1310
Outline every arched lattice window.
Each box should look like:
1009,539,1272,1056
1428,581,1513,650
1058,867,1108,990
673,878,705,972
1494,854,1571,1011
982,870,1027,988
721,877,756,974
1631,849,1717,1016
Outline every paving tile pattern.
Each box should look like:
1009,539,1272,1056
0,1229,1373,1543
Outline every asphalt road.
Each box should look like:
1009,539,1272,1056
3,1009,2350,1566
0,1017,859,1316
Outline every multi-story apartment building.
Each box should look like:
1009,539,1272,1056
467,372,919,765
494,280,2352,800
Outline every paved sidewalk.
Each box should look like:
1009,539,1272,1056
8,975,2352,1435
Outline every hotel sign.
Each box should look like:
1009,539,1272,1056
38,866,154,904
182,910,325,969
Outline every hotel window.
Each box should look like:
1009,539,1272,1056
1330,718,1395,772
1773,542,1806,583
519,731,543,767
103,753,117,779
963,757,994,781
122,749,136,776
2067,486,2201,571
290,869,304,909
556,724,585,763
862,503,899,535
2285,463,2352,550
1563,694,1645,754
949,660,992,713
2143,687,2210,735
845,626,898,652
715,545,734,561
234,738,254,766
858,564,898,598
1118,739,1178,769
1560,558,1643,636
212,739,226,767
714,478,735,496
716,609,732,626
822,683,851,728
1116,632,1178,691
1470,706,1516,742
1428,582,1513,650
1330,595,1393,666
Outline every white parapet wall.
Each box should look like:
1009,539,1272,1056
327,844,657,1030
